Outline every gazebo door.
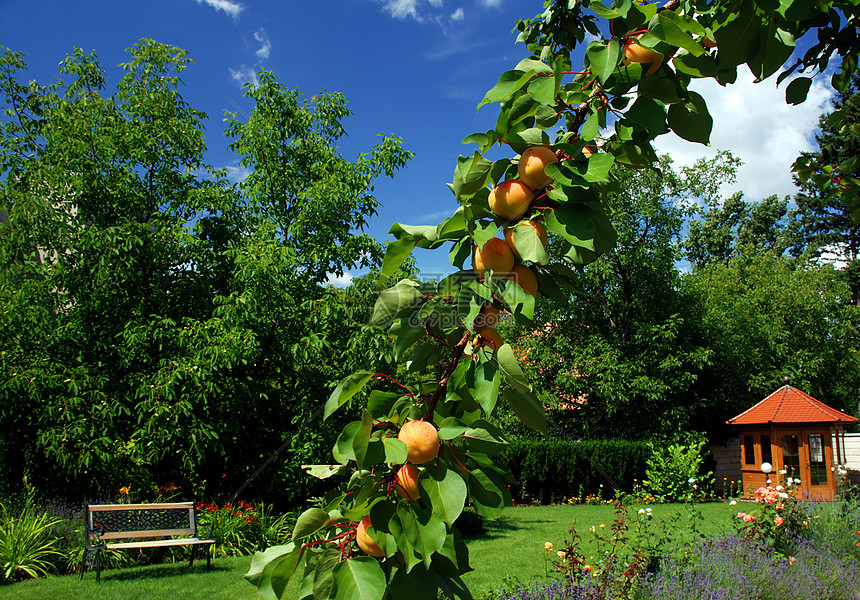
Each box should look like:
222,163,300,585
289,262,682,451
779,430,832,499
780,434,807,495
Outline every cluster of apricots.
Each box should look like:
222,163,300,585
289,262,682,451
356,419,440,556
471,145,558,352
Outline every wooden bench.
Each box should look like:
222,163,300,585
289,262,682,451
79,501,216,583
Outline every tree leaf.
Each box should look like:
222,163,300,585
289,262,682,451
472,358,500,417
379,238,416,286
419,463,468,525
503,387,547,434
292,508,330,541
245,543,303,600
585,39,621,84
495,343,531,394
667,91,712,144
332,557,387,600
785,76,811,105
325,371,375,420
370,279,422,328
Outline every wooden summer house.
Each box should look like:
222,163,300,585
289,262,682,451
727,383,858,500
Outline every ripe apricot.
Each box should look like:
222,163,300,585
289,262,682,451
356,516,384,557
398,420,440,464
507,264,539,298
473,237,515,279
518,146,558,190
475,304,502,328
394,464,421,500
622,34,663,76
489,179,534,222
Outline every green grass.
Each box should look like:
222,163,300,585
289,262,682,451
0,502,738,600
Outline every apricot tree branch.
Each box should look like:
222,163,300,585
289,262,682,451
421,330,472,421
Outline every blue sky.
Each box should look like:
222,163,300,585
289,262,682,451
0,0,835,281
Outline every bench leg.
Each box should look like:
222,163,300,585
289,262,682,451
95,549,102,584
78,555,87,580
206,544,212,571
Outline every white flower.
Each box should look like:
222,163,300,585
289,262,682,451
729,500,738,506
779,469,787,475
688,478,696,484
646,507,653,514
545,542,553,551
779,492,789,499
776,485,784,491
638,508,646,514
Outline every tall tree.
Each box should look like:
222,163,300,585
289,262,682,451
0,42,411,501
792,77,860,304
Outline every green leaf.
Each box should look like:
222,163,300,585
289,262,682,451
528,75,556,106
379,238,416,286
503,387,547,435
245,543,303,600
505,128,551,155
370,279,422,328
667,91,712,144
714,12,759,69
472,359,500,417
453,152,494,198
514,57,554,75
419,463,468,525
649,12,703,57
495,343,531,394
302,464,347,480
389,564,438,600
748,24,794,81
324,371,375,420
460,426,508,455
478,70,535,109
353,410,374,469
785,76,811,105
398,505,447,567
383,437,408,464
292,508,330,541
623,97,669,135
368,390,402,418
510,222,548,264
334,421,362,463
583,152,615,183
332,558,387,600
586,39,621,84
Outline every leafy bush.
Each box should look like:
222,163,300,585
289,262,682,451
0,494,62,582
196,501,295,558
644,433,714,502
500,440,649,504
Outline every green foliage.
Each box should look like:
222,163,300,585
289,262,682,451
644,434,714,502
0,41,409,502
0,494,61,582
196,501,295,558
500,439,650,505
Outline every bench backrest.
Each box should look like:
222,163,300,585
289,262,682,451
85,502,199,541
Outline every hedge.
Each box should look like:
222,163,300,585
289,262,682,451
499,439,650,504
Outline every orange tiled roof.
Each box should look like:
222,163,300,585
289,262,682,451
727,385,858,425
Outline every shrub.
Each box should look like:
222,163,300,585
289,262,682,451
0,493,62,582
196,500,295,558
499,440,649,504
644,433,714,502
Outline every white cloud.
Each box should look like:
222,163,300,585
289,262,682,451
428,0,443,6
451,7,464,20
653,71,834,202
194,0,243,19
254,30,271,59
480,0,502,6
229,65,258,87
224,164,252,182
326,272,355,287
382,0,421,19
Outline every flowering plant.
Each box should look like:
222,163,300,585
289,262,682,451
734,482,804,554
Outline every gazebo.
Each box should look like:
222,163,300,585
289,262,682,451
727,383,858,500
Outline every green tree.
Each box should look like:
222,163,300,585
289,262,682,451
684,250,860,438
684,192,794,270
792,77,860,304
511,155,735,439
0,41,411,502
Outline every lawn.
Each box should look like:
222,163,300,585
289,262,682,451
0,502,738,600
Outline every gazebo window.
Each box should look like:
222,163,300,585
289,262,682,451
743,435,755,465
761,435,772,464
808,434,828,486
782,435,800,479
